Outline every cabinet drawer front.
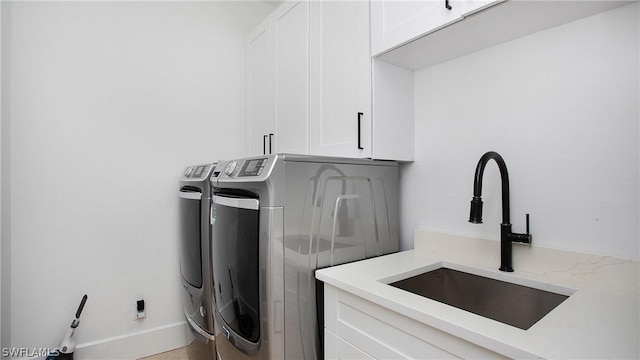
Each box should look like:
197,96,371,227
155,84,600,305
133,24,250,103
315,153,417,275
338,300,458,359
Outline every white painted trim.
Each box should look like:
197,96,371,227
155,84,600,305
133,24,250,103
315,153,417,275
0,0,3,342
73,321,189,360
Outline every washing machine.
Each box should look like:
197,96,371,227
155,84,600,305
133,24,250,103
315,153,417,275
178,163,218,344
209,154,399,359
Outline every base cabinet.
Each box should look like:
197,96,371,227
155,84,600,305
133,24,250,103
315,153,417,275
323,284,508,359
325,329,374,360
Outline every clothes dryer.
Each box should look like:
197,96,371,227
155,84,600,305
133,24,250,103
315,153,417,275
209,154,399,359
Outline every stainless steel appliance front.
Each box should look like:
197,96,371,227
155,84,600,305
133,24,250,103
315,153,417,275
210,154,399,359
179,163,217,343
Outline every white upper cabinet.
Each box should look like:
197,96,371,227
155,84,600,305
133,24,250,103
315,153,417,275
372,59,414,161
245,0,415,161
373,0,629,71
272,1,310,155
309,1,371,158
460,0,502,16
245,17,274,157
371,0,462,56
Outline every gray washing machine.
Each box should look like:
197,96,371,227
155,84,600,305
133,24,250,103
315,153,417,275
209,154,399,359
178,163,218,343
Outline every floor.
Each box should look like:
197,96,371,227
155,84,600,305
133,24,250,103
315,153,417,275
139,340,215,360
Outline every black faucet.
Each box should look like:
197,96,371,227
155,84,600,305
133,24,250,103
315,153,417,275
468,151,531,272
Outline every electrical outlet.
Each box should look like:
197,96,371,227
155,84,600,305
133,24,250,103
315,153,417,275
135,299,146,320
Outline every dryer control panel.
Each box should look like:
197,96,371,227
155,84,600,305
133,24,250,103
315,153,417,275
182,164,213,180
220,158,267,178
238,158,267,177
213,156,275,183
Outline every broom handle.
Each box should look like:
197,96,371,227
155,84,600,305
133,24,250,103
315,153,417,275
75,295,88,319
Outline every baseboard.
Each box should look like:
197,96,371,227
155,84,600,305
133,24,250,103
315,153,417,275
74,321,189,360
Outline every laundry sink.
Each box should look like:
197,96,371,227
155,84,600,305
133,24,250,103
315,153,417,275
388,265,573,330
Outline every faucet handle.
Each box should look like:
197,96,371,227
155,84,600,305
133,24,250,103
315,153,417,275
509,214,532,244
518,214,532,243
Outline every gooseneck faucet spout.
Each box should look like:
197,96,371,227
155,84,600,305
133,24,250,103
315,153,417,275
469,151,511,225
468,151,531,272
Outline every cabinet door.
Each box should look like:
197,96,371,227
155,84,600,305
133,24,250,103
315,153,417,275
272,1,309,155
245,17,274,157
325,329,374,360
324,284,508,359
371,0,461,56
309,1,371,158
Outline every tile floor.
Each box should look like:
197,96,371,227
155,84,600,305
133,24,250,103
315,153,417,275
139,340,214,360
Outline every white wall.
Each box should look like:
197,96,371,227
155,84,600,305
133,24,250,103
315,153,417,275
0,0,3,346
7,0,272,356
0,0,9,351
400,3,639,260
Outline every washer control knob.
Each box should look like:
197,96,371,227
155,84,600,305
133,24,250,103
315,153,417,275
224,161,237,176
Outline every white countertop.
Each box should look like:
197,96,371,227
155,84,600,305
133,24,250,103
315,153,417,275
315,230,640,359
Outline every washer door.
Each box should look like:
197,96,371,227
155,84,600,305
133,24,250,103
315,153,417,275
211,193,261,350
179,187,203,288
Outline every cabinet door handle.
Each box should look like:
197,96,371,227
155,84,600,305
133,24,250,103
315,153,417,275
269,133,274,154
357,112,364,150
445,0,452,10
263,135,268,155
